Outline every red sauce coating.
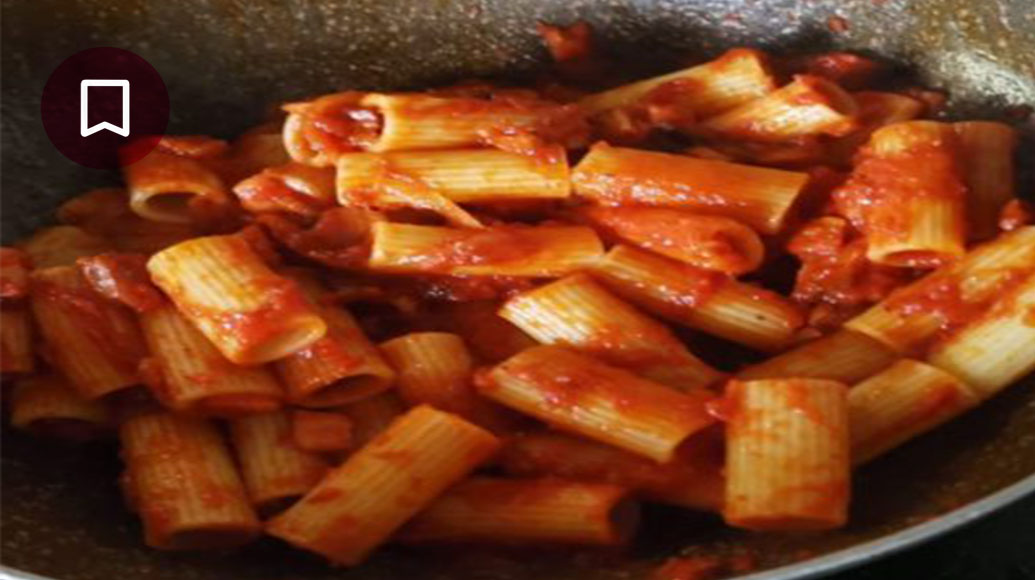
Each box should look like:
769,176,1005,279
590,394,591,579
77,253,165,313
786,52,884,90
652,557,722,580
788,217,913,328
999,199,1034,232
285,92,383,157
536,20,607,83
32,273,147,378
882,266,1030,351
292,410,353,453
233,164,336,217
156,135,229,159
0,246,31,299
832,134,966,263
579,207,763,275
257,208,377,269
826,15,849,33
401,226,552,274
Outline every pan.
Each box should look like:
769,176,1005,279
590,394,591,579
2,1,1033,579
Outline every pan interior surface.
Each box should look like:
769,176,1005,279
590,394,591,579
2,1,1033,579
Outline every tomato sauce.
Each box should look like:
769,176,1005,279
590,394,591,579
788,218,913,325
0,246,30,299
402,226,550,274
785,52,884,90
78,253,165,313
257,208,376,269
832,141,966,251
32,274,147,377
999,199,1034,232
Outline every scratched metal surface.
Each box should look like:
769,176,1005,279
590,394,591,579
1,1,1034,579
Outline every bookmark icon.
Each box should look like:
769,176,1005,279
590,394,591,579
80,79,130,137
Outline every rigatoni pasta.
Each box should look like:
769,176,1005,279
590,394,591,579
499,274,724,390
926,272,1035,399
849,359,979,464
737,328,897,383
275,299,394,408
29,266,146,399
266,406,499,565
578,47,775,118
120,413,261,550
147,234,326,365
591,245,803,351
833,121,966,267
500,432,724,511
0,308,34,376
11,374,110,438
953,121,1018,241
724,379,850,531
368,222,603,277
400,478,639,545
379,332,515,432
122,142,231,224
572,144,808,234
139,302,284,416
228,411,328,513
476,346,716,462
845,226,1035,355
575,207,764,275
697,75,858,142
336,148,570,206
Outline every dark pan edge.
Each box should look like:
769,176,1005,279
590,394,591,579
0,476,1031,580
734,476,1035,580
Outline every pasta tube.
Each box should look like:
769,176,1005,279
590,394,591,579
30,266,145,399
476,346,716,462
0,308,34,375
0,247,31,299
276,301,394,408
139,302,284,416
845,226,1035,355
499,274,724,390
120,413,260,549
571,144,808,234
336,148,570,206
737,328,897,384
591,245,803,352
123,145,231,224
698,75,858,142
499,432,724,511
368,223,603,277
724,378,850,531
379,332,516,432
833,121,966,267
399,478,639,546
233,162,337,218
147,234,326,365
11,374,110,439
575,207,764,275
18,226,110,268
228,411,328,513
953,121,1018,241
926,272,1035,399
849,359,979,464
266,406,500,565
290,410,353,453
579,48,775,118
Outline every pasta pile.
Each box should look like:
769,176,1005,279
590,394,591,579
2,23,1034,568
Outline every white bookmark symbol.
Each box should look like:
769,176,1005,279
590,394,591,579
80,79,130,137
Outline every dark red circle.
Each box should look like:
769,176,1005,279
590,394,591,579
41,47,170,170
